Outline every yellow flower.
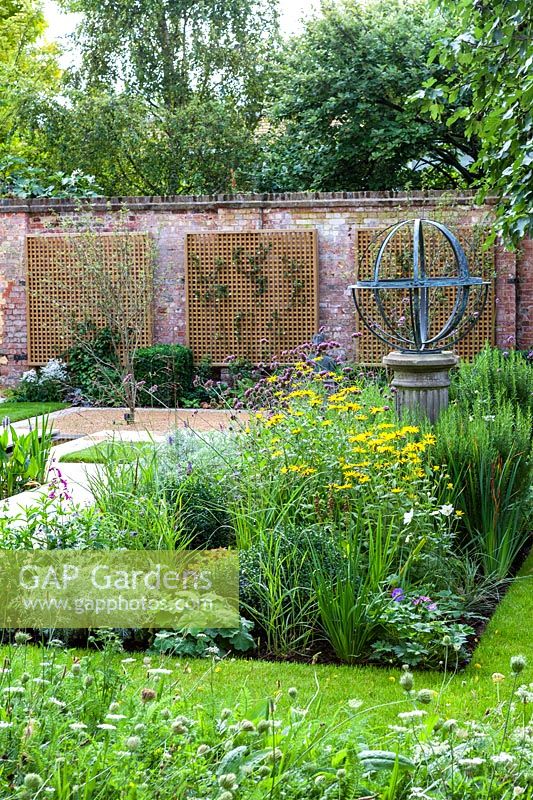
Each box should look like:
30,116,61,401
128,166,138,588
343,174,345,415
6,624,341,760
455,510,464,517
348,432,372,443
271,450,283,458
355,414,368,421
291,428,302,435
447,482,454,489
358,475,370,484
391,488,402,494
330,482,353,491
280,466,289,475
433,465,440,471
321,420,333,427
266,375,278,383
370,406,385,414
265,413,285,428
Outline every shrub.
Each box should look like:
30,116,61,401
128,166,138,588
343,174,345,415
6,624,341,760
451,345,533,414
66,326,120,404
14,360,68,402
134,344,194,407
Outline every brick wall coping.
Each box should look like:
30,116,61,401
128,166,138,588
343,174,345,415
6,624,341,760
0,190,496,214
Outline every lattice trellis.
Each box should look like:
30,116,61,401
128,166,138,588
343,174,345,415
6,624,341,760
26,233,153,366
354,227,495,364
185,231,318,364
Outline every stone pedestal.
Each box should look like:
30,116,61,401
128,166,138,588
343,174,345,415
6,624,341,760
382,351,459,424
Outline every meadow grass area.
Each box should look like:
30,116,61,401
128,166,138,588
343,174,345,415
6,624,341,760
3,548,530,734
0,401,68,423
60,441,156,463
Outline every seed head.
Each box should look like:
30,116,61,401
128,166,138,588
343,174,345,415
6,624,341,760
126,736,141,751
23,773,43,792
141,688,156,703
219,773,237,790
511,655,527,675
399,671,414,692
416,689,434,705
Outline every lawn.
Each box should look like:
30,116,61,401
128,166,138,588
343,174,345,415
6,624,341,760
2,547,530,733
0,401,68,423
60,441,156,463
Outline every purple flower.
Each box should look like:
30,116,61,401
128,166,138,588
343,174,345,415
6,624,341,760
391,588,404,602
413,595,432,606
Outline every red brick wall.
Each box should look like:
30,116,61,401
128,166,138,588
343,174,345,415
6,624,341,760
0,191,531,384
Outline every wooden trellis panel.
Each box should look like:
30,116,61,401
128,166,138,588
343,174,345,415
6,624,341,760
26,233,153,365
354,227,495,365
185,231,318,364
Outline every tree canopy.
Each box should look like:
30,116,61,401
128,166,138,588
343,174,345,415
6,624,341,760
256,0,478,192
0,0,60,159
25,0,279,195
422,0,533,246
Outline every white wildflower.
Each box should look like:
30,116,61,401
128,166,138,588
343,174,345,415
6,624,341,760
398,710,427,720
96,724,117,731
491,752,515,764
439,504,455,517
403,509,414,526
69,722,88,731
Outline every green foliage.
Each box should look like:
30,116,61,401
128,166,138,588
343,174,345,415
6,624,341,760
151,618,255,658
451,346,533,415
422,0,533,245
162,471,233,549
434,401,533,579
66,326,120,404
0,154,101,198
23,0,279,196
134,344,194,408
0,417,52,499
371,590,474,668
257,0,477,192
239,524,343,657
0,639,530,798
0,1,60,161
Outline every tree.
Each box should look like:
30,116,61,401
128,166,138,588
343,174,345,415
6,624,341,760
25,0,279,195
0,0,60,160
52,210,155,423
256,0,478,193
421,0,533,246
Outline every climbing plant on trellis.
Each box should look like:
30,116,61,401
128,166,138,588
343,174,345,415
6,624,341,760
185,230,318,364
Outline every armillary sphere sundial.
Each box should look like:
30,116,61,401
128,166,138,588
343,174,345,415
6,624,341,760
348,218,489,422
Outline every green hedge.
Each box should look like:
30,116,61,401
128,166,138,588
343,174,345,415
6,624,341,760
134,344,194,408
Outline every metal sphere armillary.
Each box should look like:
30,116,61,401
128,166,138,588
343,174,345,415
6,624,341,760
349,218,489,353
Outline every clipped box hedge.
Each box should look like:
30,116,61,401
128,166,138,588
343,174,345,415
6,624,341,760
133,344,194,408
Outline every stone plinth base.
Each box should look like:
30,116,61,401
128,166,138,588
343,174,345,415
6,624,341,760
382,351,459,424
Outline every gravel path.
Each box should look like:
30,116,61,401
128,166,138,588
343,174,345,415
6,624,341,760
45,407,249,436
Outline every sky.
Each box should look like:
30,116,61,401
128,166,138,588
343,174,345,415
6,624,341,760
43,0,316,54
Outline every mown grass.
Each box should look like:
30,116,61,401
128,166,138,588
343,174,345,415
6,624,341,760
2,547,530,735
0,401,68,423
60,441,155,463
